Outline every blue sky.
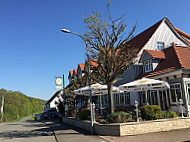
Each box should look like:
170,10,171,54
0,0,189,100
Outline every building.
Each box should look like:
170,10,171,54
66,17,190,115
44,90,63,112
114,17,190,115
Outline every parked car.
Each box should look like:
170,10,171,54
35,113,44,121
43,110,60,120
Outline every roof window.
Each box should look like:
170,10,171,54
157,42,164,51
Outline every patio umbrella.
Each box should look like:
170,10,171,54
74,83,120,96
94,85,120,94
74,83,103,96
119,78,170,105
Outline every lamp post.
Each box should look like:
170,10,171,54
135,100,139,122
62,74,66,116
179,99,184,118
61,29,94,134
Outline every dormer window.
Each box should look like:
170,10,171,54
144,60,152,72
157,42,164,50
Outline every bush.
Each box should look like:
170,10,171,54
108,111,133,123
140,105,163,120
79,109,90,120
163,109,178,118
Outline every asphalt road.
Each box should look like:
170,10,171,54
0,117,55,142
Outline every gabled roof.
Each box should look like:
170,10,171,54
174,27,190,45
125,17,190,53
68,70,73,79
78,63,85,71
174,45,190,68
137,44,190,78
144,50,165,59
45,90,62,105
85,59,99,68
124,18,163,52
73,69,77,75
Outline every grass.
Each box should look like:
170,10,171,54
0,112,42,123
28,115,35,121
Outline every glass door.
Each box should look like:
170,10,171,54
159,90,169,111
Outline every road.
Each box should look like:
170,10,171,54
3,116,190,142
0,117,55,142
0,117,106,142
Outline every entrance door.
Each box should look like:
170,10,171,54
159,90,169,111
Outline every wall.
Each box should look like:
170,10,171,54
143,20,186,51
115,64,143,87
62,116,190,136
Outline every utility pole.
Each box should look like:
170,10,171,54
1,95,4,122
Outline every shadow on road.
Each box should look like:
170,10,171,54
48,120,95,136
7,120,47,128
0,127,53,139
0,119,54,140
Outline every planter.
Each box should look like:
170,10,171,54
62,116,190,136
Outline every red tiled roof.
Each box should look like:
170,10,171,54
125,17,190,54
174,27,190,45
78,63,85,71
144,50,165,59
90,60,98,67
73,69,77,75
175,45,190,68
68,70,74,79
137,45,190,79
124,18,163,52
69,70,73,76
86,59,99,67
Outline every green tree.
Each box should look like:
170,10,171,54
0,88,45,122
83,2,137,113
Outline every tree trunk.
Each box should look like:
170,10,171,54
108,83,114,114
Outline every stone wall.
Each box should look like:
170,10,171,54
62,116,190,136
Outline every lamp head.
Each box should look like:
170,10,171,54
61,29,71,33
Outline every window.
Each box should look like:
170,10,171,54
144,60,152,72
140,91,151,105
157,42,164,50
169,83,182,104
124,92,130,105
140,91,146,104
101,94,108,106
150,90,158,105
115,94,120,105
114,92,130,106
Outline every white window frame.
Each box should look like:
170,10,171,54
169,83,183,104
144,60,152,73
157,42,164,50
186,82,190,104
114,92,130,106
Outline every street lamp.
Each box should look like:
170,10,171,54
61,28,94,134
135,100,139,122
179,99,184,118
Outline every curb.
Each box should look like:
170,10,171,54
42,121,59,142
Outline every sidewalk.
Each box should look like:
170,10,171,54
102,128,190,142
45,120,107,142
45,119,190,142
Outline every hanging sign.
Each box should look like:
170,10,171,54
55,78,63,90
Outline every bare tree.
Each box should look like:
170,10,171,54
83,2,138,114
